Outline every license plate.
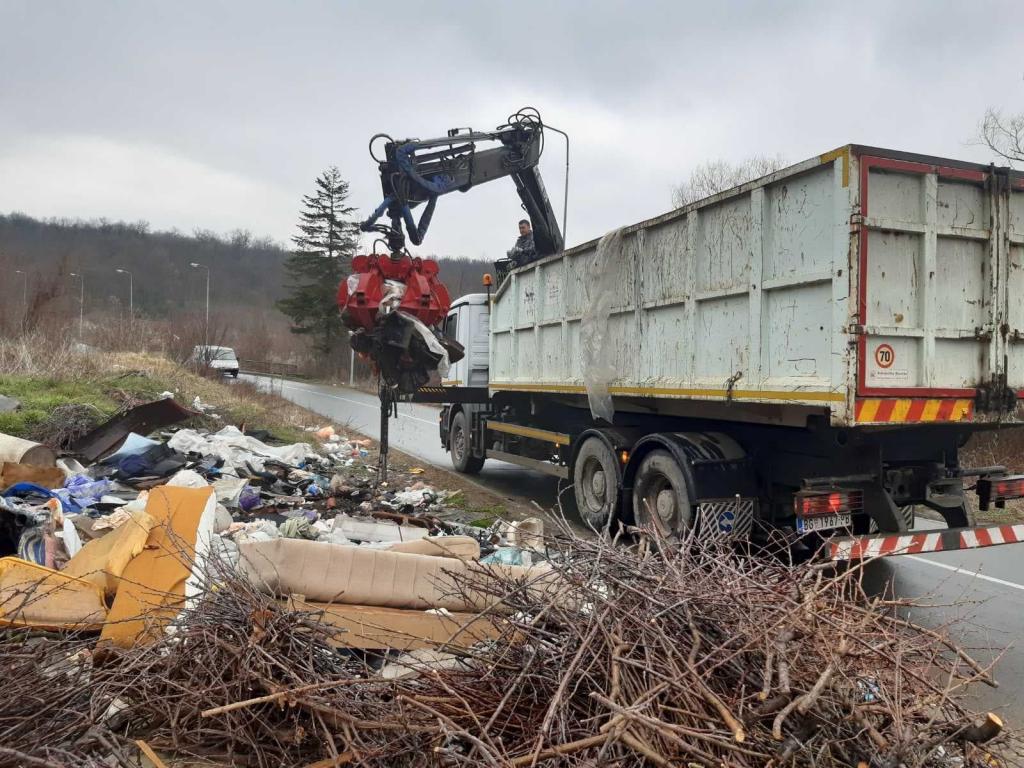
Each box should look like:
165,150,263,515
797,513,852,533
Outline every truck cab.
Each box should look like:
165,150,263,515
442,293,490,388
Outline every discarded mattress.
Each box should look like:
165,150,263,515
239,537,555,612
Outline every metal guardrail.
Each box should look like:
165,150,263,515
238,359,306,378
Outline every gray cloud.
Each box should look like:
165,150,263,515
1,0,1020,260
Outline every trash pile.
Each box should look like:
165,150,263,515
0,397,1017,767
0,517,1016,767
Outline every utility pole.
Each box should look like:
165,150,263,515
115,268,133,321
349,346,355,387
69,272,84,339
190,262,210,348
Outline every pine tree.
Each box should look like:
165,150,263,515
276,167,358,357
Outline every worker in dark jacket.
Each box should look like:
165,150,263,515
508,219,536,266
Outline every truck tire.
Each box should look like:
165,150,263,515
450,410,484,474
632,449,693,536
573,437,620,531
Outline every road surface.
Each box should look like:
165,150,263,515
245,374,1024,719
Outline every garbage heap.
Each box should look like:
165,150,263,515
0,399,1017,767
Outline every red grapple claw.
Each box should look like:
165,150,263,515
339,254,452,332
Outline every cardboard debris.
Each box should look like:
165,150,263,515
287,596,502,651
0,556,107,630
0,462,65,490
100,485,216,647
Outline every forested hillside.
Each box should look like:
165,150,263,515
0,212,491,370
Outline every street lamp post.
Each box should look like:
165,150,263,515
190,262,210,348
115,268,133,321
69,272,84,339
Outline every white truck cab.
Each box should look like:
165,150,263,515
442,293,490,388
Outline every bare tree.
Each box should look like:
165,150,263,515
977,107,1024,165
672,155,787,208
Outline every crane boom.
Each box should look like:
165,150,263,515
359,107,564,259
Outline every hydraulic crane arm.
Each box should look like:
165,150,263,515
360,107,564,258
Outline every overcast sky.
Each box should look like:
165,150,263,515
1,1,1021,261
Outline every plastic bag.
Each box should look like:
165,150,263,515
580,228,625,423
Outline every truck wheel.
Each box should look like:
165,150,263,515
573,437,620,531
632,450,692,536
450,411,484,474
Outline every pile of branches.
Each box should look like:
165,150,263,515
0,525,1018,767
30,402,103,449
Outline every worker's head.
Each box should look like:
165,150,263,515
518,219,531,236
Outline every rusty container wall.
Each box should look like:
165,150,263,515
488,146,1024,429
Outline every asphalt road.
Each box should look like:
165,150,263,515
245,374,1024,719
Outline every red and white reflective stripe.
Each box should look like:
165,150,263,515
829,524,1024,561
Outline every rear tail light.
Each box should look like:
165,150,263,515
977,475,1024,510
794,489,864,517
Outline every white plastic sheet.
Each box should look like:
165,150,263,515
167,425,314,470
398,311,450,377
580,228,625,423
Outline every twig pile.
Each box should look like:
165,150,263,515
0,524,1018,767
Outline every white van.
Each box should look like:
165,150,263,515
190,345,239,378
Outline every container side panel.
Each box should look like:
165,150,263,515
492,331,513,381
869,172,924,222
934,339,984,388
517,328,537,380
763,169,834,281
697,197,752,291
764,282,832,383
1008,186,1024,388
641,304,689,381
642,221,690,305
936,181,987,228
516,272,537,326
538,324,564,381
565,251,587,317
492,290,513,331
695,295,748,380
934,238,986,331
538,260,565,323
866,230,924,326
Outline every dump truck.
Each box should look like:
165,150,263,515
428,144,1024,559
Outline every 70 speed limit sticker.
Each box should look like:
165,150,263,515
874,343,894,369
868,341,910,385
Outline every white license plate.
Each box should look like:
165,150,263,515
797,513,852,533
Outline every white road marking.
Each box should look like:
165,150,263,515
905,555,1024,593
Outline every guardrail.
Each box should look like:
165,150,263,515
238,359,306,378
